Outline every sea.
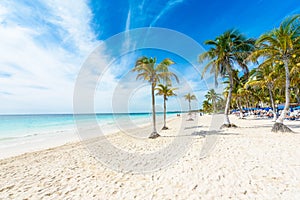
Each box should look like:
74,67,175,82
0,113,178,159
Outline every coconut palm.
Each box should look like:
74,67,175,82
246,86,265,109
155,84,177,130
246,64,282,121
231,70,249,118
223,70,249,118
184,93,197,113
199,29,255,128
290,54,300,103
204,89,221,113
249,14,300,132
216,97,226,111
202,100,213,113
184,93,197,121
132,56,179,138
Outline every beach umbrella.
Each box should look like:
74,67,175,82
277,105,285,110
294,106,300,110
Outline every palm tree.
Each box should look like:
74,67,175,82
290,54,300,103
205,89,221,113
199,29,255,128
184,93,197,112
202,100,213,113
245,86,265,109
155,84,177,130
216,97,225,111
226,70,249,119
246,64,281,121
184,93,197,120
132,56,178,138
250,15,300,132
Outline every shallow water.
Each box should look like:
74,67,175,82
0,113,177,158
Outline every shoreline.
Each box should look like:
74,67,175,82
0,114,299,199
0,115,179,160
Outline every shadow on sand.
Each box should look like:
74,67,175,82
161,130,239,138
184,125,205,130
239,123,299,133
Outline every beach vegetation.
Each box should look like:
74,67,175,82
132,56,178,138
155,84,177,130
184,93,197,121
249,14,300,132
199,29,255,128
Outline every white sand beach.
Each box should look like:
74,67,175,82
0,114,300,199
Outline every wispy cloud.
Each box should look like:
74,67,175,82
0,0,99,114
0,91,12,96
125,9,131,31
0,72,12,78
26,85,49,90
150,0,184,27
0,0,218,114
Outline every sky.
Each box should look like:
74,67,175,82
0,0,299,114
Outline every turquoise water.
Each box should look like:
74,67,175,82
0,113,179,158
0,113,177,141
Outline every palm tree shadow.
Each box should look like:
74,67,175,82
285,124,300,129
161,130,239,138
184,126,204,130
161,134,204,138
226,124,300,134
240,124,274,128
192,130,239,136
241,124,299,129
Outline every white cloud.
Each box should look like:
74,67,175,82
0,0,213,114
0,4,7,19
0,0,99,114
150,0,185,26
41,0,98,54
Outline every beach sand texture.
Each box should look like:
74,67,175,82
0,114,300,199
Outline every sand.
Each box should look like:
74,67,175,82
0,114,300,199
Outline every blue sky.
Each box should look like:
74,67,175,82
0,0,299,114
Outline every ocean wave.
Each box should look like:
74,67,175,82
0,133,38,141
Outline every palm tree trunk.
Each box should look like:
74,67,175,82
272,59,292,132
276,60,290,123
295,88,300,104
163,96,167,129
268,85,277,121
150,83,159,138
213,99,216,114
224,73,233,125
238,99,243,119
187,99,193,121
246,99,251,115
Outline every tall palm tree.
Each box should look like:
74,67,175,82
155,84,177,130
216,97,225,111
132,56,178,138
199,29,255,127
205,89,221,113
226,70,249,119
184,93,197,121
202,100,213,113
250,14,300,132
184,93,197,113
245,86,265,109
246,64,281,121
290,54,300,103
223,70,246,116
